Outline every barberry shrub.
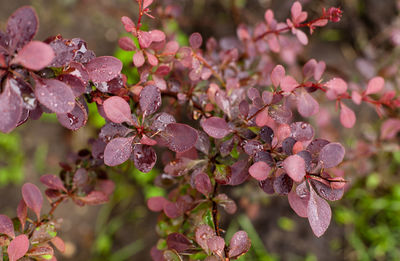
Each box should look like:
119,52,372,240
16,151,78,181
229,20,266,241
0,1,399,260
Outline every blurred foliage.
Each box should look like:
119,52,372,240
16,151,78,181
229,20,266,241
335,151,400,261
0,132,24,185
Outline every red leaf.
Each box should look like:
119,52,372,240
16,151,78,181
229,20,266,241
365,76,384,95
249,161,270,181
13,41,54,71
17,200,27,230
200,117,231,139
0,78,22,133
104,137,134,166
283,155,306,183
228,231,251,258
35,78,75,114
307,185,331,237
103,96,133,124
7,234,30,261
40,175,66,192
86,56,123,83
0,215,15,238
22,183,43,220
340,103,356,128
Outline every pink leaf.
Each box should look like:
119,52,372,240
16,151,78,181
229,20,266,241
283,155,306,183
86,56,123,83
121,16,135,33
340,103,356,128
7,234,29,261
133,50,145,67
103,96,133,124
189,32,203,49
207,236,225,257
0,215,15,238
267,35,280,53
201,117,231,139
195,225,215,253
143,0,154,9
147,196,167,212
380,118,400,140
249,161,271,181
307,185,331,237
291,1,302,20
79,191,109,205
314,61,326,81
17,200,27,230
326,78,347,95
104,137,134,166
14,41,55,71
297,89,319,117
351,90,362,105
51,236,66,253
40,174,66,192
149,30,166,42
288,191,309,218
302,59,316,79
280,75,298,92
22,183,43,220
271,65,285,88
296,30,308,45
365,76,384,95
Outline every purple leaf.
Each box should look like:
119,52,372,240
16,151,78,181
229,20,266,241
13,41,54,71
151,112,176,132
249,161,270,181
195,225,215,253
0,215,15,238
310,179,344,201
288,190,309,218
290,122,314,141
147,196,167,212
57,100,88,130
0,78,22,133
200,117,231,139
194,172,212,196
207,236,225,257
307,185,331,237
86,56,123,83
79,191,109,205
283,155,306,183
297,89,319,117
280,75,298,92
273,173,293,195
35,78,75,114
22,183,43,220
40,174,66,192
189,32,203,49
259,177,275,194
229,160,249,186
103,96,133,124
318,142,345,169
57,74,85,97
132,144,157,173
271,64,285,88
167,233,192,253
228,231,251,258
214,193,237,214
6,6,38,51
7,234,29,261
104,137,134,166
118,36,136,51
17,200,27,230
163,201,182,219
140,85,161,116
165,123,198,153
259,126,274,144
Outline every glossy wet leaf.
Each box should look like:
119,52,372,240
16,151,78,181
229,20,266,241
207,236,225,257
283,155,306,183
318,142,345,168
103,96,133,124
7,234,29,261
189,32,202,49
0,215,14,238
57,74,85,97
0,78,22,133
35,78,75,114
132,144,157,173
288,190,309,218
310,179,344,201
104,137,134,166
165,123,198,153
249,161,270,181
140,85,161,116
307,185,331,237
259,126,274,144
22,183,43,220
228,231,251,258
26,246,54,257
86,56,123,83
290,122,314,141
57,100,88,130
195,225,215,253
201,117,231,139
273,173,293,195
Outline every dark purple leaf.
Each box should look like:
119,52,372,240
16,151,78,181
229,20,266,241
288,190,309,218
165,123,198,153
282,137,296,155
254,151,274,167
57,100,88,130
164,158,193,176
6,6,38,51
40,174,66,192
17,199,27,230
249,161,270,181
22,183,43,220
0,215,14,238
99,122,131,142
239,100,249,117
104,137,134,166
13,41,54,71
132,144,157,173
194,172,212,196
35,78,75,114
259,177,275,194
167,233,192,253
306,139,330,158
290,122,314,141
319,142,345,169
7,234,29,261
259,126,274,144
0,78,22,133
201,117,231,139
273,173,293,195
151,112,176,132
57,74,85,97
310,179,344,201
268,104,292,124
243,140,263,156
296,150,312,172
195,225,215,253
140,85,161,116
69,61,89,85
283,155,306,183
147,196,167,212
86,56,122,83
48,37,76,67
228,231,251,258
219,138,234,157
195,131,211,154
103,96,133,124
207,236,225,257
229,160,249,186
307,185,331,237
